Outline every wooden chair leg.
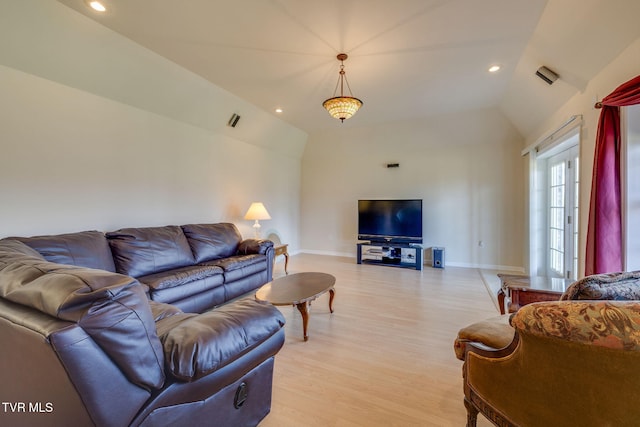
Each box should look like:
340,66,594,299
464,398,478,427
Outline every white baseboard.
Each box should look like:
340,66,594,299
298,250,525,272
298,249,353,258
443,262,524,272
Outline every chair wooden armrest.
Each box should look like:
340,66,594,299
454,314,515,361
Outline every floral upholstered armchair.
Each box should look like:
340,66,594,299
454,271,640,427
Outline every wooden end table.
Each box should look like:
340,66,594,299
497,274,573,314
274,244,289,274
255,272,335,341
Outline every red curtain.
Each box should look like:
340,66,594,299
585,75,640,275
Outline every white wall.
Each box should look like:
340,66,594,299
523,38,640,276
300,108,525,270
0,0,307,246
300,36,640,273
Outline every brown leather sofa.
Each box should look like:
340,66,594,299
0,230,285,426
455,271,640,427
9,222,274,313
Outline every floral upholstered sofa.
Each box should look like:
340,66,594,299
455,271,640,427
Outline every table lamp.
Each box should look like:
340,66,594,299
244,202,271,238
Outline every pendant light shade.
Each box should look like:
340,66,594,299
322,53,363,122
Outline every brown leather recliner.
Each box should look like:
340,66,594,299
0,239,285,427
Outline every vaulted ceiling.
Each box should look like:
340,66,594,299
56,0,640,136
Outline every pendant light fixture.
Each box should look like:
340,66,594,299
322,53,363,122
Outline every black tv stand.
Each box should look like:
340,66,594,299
356,242,423,270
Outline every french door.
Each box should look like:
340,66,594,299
546,146,579,279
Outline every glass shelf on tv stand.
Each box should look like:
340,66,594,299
356,241,424,271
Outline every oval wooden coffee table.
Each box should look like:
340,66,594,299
255,272,335,341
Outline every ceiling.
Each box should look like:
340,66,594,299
56,0,640,136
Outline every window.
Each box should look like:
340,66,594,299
527,121,581,280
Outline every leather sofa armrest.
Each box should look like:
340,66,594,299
158,299,285,381
510,300,640,349
237,239,274,255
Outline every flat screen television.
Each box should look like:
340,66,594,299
358,199,423,244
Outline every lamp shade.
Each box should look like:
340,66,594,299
323,53,363,122
244,202,271,220
323,96,363,122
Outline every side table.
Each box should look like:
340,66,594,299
274,244,289,274
497,274,573,314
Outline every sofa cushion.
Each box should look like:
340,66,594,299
107,226,195,278
203,254,266,283
0,239,45,260
158,299,285,381
11,231,116,272
151,285,227,312
139,265,224,292
139,265,226,310
181,223,242,263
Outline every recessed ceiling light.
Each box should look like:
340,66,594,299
88,1,106,12
275,108,283,114
488,65,501,73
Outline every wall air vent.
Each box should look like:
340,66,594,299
228,113,241,127
535,66,559,85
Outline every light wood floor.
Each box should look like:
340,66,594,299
259,254,498,427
